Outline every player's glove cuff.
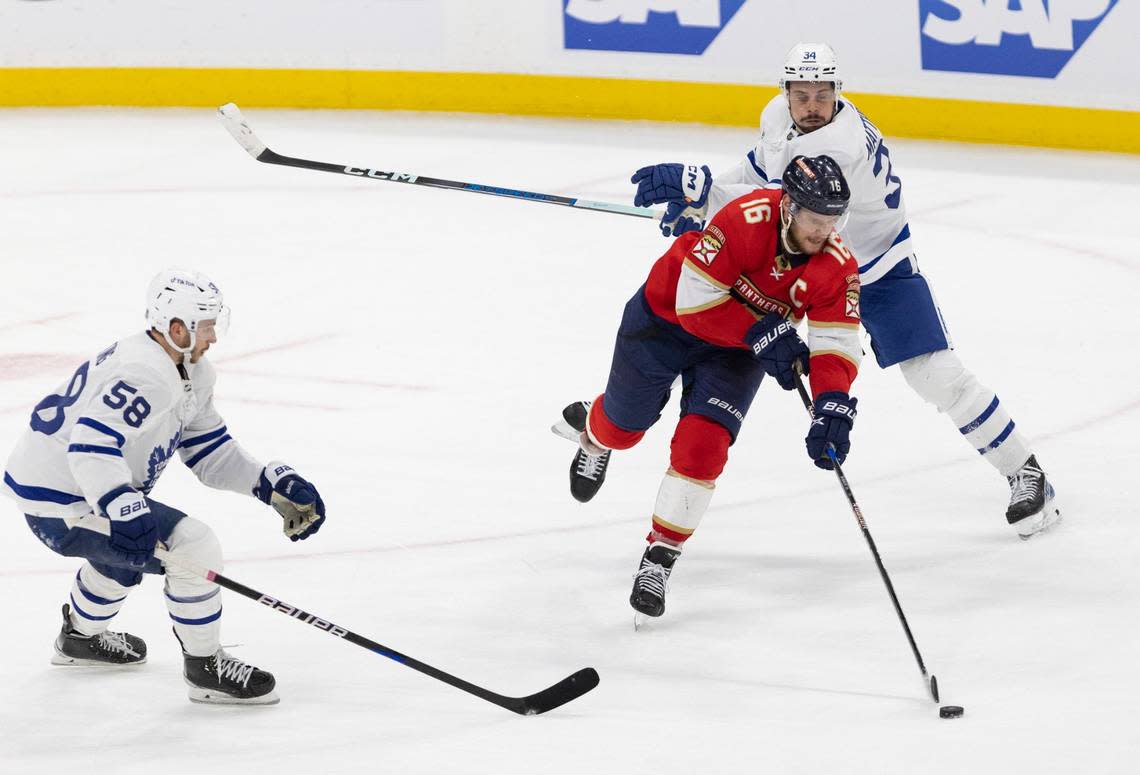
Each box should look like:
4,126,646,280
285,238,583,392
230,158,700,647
254,461,326,541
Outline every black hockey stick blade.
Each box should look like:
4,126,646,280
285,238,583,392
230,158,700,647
508,667,600,715
930,674,940,703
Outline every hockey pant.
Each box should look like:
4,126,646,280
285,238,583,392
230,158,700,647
26,502,224,656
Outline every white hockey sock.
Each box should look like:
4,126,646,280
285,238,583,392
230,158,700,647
900,351,1031,477
166,581,222,657
952,392,1031,477
68,563,130,637
164,517,223,657
650,469,716,543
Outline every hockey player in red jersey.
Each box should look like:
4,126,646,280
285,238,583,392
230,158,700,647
553,155,862,619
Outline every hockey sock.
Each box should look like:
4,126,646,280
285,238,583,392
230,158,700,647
901,351,1031,477
68,563,130,636
164,518,223,657
647,415,731,544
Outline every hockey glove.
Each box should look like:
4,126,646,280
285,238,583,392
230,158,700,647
254,461,326,541
806,392,858,471
660,200,707,238
631,163,712,208
104,488,157,568
745,312,810,391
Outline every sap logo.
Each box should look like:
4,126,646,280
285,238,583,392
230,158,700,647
563,0,747,56
919,0,1119,79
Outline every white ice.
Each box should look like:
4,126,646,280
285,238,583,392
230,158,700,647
0,108,1137,774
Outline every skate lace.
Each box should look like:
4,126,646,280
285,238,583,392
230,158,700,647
634,561,670,599
94,630,136,657
213,651,255,688
1008,465,1044,506
575,449,610,481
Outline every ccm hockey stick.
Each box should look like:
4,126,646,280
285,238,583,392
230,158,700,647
217,103,663,221
793,374,940,705
93,524,598,714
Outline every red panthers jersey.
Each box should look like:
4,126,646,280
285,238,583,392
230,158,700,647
644,189,862,397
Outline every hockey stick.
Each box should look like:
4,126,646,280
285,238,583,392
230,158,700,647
92,522,598,714
216,103,663,221
793,374,940,704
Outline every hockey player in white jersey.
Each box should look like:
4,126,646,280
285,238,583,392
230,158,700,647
3,269,327,704
629,43,1059,539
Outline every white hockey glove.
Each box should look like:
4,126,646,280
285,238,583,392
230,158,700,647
253,461,326,541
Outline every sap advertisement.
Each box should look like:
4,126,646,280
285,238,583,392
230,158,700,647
558,0,1135,109
1,0,1137,110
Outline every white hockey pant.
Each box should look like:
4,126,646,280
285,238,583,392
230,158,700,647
898,350,1030,477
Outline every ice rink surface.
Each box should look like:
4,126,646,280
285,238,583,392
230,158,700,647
1,107,1138,774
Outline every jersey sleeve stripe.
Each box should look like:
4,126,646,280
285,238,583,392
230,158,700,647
3,472,85,505
676,296,732,316
180,425,228,449
681,258,732,290
75,417,126,448
67,443,124,457
746,149,767,181
807,320,860,330
183,434,233,468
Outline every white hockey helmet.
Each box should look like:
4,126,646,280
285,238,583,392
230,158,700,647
779,42,843,98
145,268,229,357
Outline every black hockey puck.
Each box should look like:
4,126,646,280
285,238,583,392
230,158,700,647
939,705,964,719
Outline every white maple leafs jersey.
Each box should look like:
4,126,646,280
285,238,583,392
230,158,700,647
711,95,914,286
3,331,263,519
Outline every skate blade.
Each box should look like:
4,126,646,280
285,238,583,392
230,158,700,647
1017,506,1062,540
187,685,280,706
51,652,146,667
1016,492,1062,541
551,420,580,444
633,613,648,631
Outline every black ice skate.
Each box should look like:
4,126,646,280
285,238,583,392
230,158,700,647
184,649,279,705
1005,454,1061,540
630,542,681,618
553,401,612,503
51,604,147,666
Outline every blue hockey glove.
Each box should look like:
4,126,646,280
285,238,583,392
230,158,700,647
104,488,157,568
631,163,712,209
659,201,707,238
745,312,810,391
254,461,326,541
806,392,858,470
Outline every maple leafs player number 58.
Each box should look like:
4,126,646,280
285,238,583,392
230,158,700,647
103,380,152,428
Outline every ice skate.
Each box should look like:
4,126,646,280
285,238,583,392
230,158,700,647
184,649,279,705
630,542,681,625
51,604,147,666
554,401,612,503
1005,455,1061,540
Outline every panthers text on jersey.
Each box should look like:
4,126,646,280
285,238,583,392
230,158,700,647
644,188,862,398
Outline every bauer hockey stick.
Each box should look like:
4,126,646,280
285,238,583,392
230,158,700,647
793,373,941,704
217,103,664,221
91,524,599,714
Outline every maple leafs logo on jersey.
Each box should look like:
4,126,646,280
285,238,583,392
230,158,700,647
142,429,183,494
691,233,722,266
